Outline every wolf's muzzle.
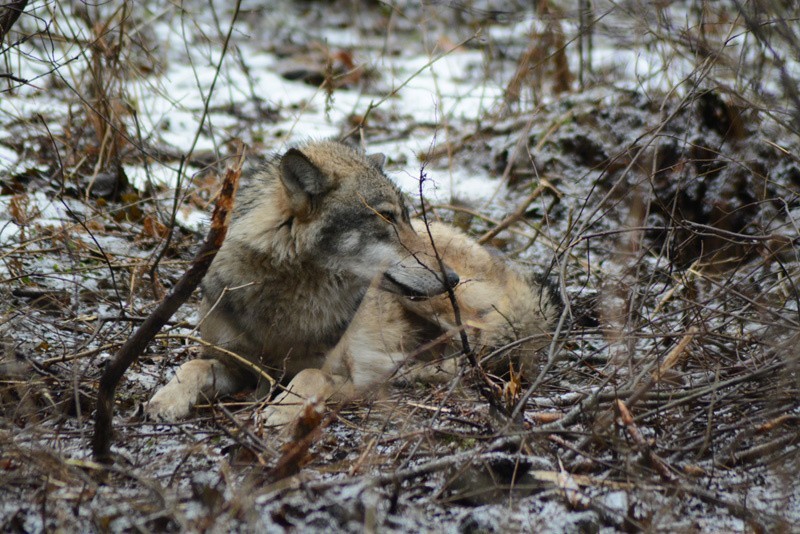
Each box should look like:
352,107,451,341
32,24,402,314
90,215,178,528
441,267,460,289
381,263,460,298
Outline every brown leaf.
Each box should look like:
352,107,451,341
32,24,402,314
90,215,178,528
142,214,169,239
268,398,326,482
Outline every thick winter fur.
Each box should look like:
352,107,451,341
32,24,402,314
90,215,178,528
146,140,561,423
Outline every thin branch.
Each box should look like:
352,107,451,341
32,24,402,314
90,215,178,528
416,164,510,420
149,0,243,285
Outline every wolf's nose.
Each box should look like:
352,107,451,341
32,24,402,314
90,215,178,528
443,268,460,289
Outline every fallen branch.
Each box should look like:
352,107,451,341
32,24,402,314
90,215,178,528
616,400,676,482
652,328,696,381
720,433,799,468
92,152,243,462
626,328,697,408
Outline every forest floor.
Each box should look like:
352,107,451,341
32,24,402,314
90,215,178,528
1,1,798,532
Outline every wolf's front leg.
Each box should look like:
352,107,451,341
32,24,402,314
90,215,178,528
259,369,353,426
146,359,243,420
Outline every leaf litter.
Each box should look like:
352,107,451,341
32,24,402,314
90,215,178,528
1,0,799,532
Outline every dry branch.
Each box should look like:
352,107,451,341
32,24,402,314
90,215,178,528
92,153,243,462
477,182,551,245
616,400,676,482
267,400,327,482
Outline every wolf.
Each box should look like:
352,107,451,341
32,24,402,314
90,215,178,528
261,217,563,425
145,140,561,423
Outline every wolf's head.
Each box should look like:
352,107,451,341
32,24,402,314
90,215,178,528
274,141,458,298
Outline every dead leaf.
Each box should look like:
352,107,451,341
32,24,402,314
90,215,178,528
142,214,169,239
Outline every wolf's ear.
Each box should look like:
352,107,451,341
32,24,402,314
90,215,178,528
366,153,386,170
280,148,332,214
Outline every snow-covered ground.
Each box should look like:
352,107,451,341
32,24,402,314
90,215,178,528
1,1,798,532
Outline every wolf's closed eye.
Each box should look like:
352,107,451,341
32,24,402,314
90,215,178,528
379,211,398,224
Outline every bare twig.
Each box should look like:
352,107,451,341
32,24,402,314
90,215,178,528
477,181,552,245
149,0,243,286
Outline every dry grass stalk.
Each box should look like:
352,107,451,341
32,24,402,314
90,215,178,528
505,2,573,106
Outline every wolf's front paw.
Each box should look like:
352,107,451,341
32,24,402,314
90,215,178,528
257,401,305,427
144,387,194,421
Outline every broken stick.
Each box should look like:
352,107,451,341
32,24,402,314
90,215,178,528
92,153,243,462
